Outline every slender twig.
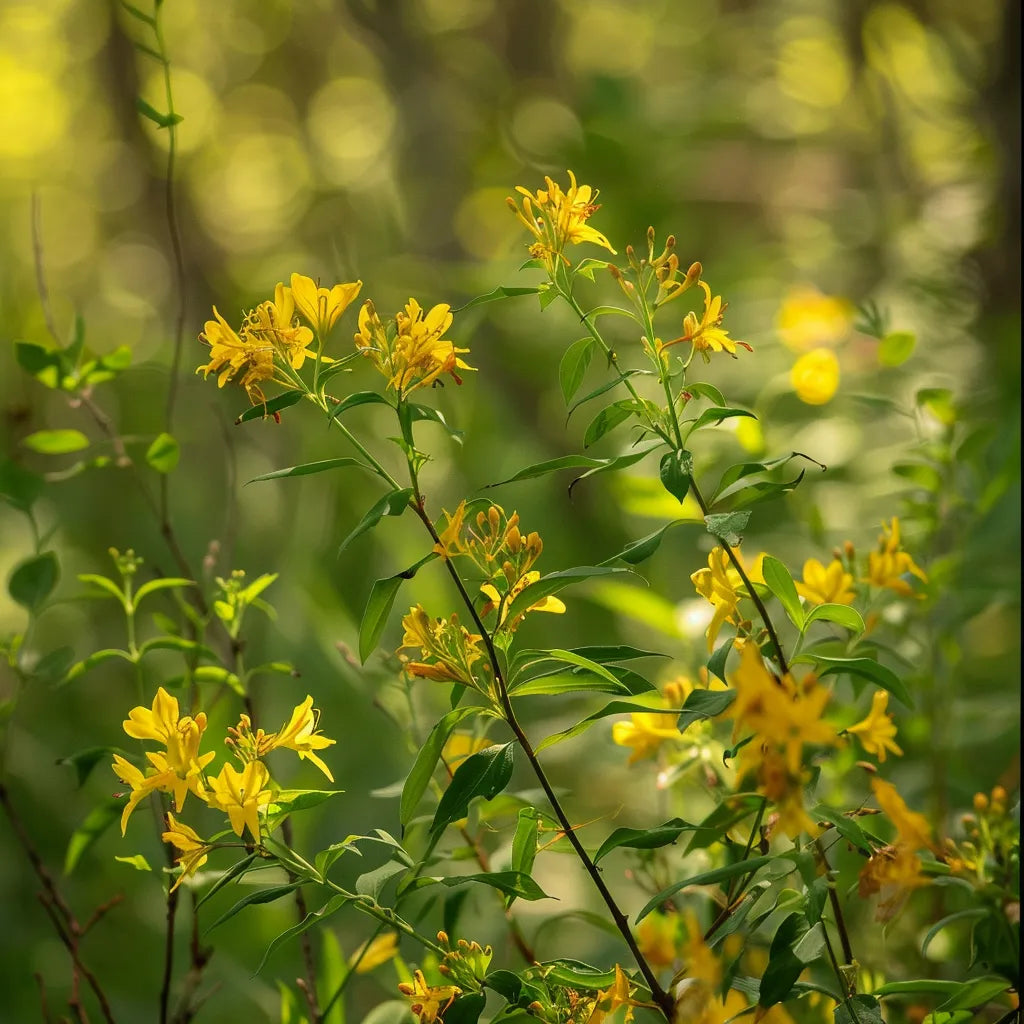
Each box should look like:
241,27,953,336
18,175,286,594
284,816,323,1024
814,838,855,966
159,885,178,1024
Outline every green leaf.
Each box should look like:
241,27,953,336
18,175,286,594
256,892,348,978
706,638,734,685
57,746,118,788
594,818,695,864
22,429,90,455
328,390,392,421
758,912,806,1009
872,981,964,997
509,808,540,891
489,442,662,488
566,370,648,419
15,340,67,388
145,432,179,473
933,975,1009,1013
583,401,636,448
878,330,916,367
60,648,134,687
522,649,622,689
541,960,617,990
31,645,76,685
406,403,464,444
893,461,943,491
451,285,541,313
704,511,751,546
659,449,692,503
635,854,787,922
235,391,304,424
677,687,735,731
685,794,765,852
510,669,653,698
810,804,870,853
115,854,152,871
686,406,756,434
502,566,633,627
685,381,727,406
543,644,667,665
801,655,913,708
833,996,885,1024
77,573,126,604
358,553,437,664
536,699,683,753
400,707,480,826
600,519,693,566
135,96,183,128
65,799,121,874
559,337,595,404
430,743,514,837
8,552,60,612
762,555,804,629
134,577,195,605
716,471,808,510
916,387,956,425
443,993,487,1024
193,852,260,909
338,488,414,555
0,458,44,511
580,303,637,322
206,883,307,934
919,908,988,957
802,603,865,634
439,870,549,901
249,457,374,484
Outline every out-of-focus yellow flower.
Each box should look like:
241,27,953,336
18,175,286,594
397,969,461,1024
612,710,683,764
871,777,934,852
162,814,210,892
679,910,721,987
660,281,751,363
587,965,643,1023
858,842,929,922
864,518,927,596
847,690,903,762
479,570,565,631
197,307,276,404
790,348,840,405
635,911,679,969
400,605,489,694
757,748,819,840
205,760,273,840
351,932,399,973
355,298,473,399
691,547,764,652
441,733,492,769
777,286,853,352
266,696,337,782
290,273,362,337
508,170,616,273
796,557,855,605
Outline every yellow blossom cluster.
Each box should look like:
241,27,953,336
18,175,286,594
658,281,752,364
399,605,490,694
612,678,691,765
112,688,335,889
864,517,928,596
690,546,765,652
197,273,361,404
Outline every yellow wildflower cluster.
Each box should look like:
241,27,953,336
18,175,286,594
398,969,462,1024
508,170,616,273
795,557,855,606
864,517,928,596
690,546,765,652
846,690,903,762
944,785,1018,888
197,273,361,404
724,644,840,838
399,605,490,694
354,297,473,399
658,281,752,364
612,678,690,765
112,688,335,889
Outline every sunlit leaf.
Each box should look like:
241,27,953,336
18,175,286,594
145,432,180,473
559,337,595,404
248,457,373,484
22,429,90,455
762,555,804,629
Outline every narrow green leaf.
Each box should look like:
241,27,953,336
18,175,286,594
510,808,540,880
77,573,126,604
580,303,637,322
636,854,788,923
685,381,726,406
488,443,661,488
706,638,734,685
439,870,550,901
686,406,756,434
594,818,694,864
8,552,59,612
120,2,155,26
400,707,480,826
430,744,514,837
677,687,735,731
235,391,303,424
60,648,134,687
22,429,89,455
536,699,682,753
801,655,913,708
704,510,751,546
194,852,260,909
878,330,916,367
443,993,487,1024
406,403,464,444
359,553,436,664
833,995,885,1024
134,577,195,604
559,337,594,404
206,883,307,934
762,555,804,629
919,908,988,958
872,981,964,997
338,488,414,555
255,894,350,977
566,370,648,419
600,519,693,566
328,390,392,421
0,457,44,510
56,746,118,788
685,793,765,852
717,472,807,510
583,402,635,448
802,603,865,635
451,285,541,313
659,449,692,503
810,804,870,853
65,799,121,874
249,457,373,484
502,566,633,626
540,960,617,990
115,854,152,871
145,432,180,473
135,96,183,128
15,340,67,387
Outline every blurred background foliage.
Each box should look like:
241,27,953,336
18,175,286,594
0,0,1019,1021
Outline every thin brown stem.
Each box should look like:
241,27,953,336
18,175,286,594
284,817,323,1024
159,885,178,1024
411,502,674,1018
815,839,855,966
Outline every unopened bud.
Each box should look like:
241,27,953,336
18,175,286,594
844,540,856,560
992,785,1008,804
856,760,878,774
437,930,449,945
607,262,624,279
973,792,989,813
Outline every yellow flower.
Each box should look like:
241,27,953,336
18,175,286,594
659,281,751,363
111,754,167,835
441,733,493,770
858,842,928,922
197,307,275,404
635,911,679,969
796,557,855,605
587,965,643,1023
612,710,683,764
400,605,488,693
355,298,473,399
756,748,819,840
290,273,362,337
508,170,616,273
776,286,852,352
479,570,566,631
397,969,461,1024
690,546,763,652
162,814,210,892
864,518,927,596
871,777,934,852
242,282,316,370
847,690,903,762
351,932,399,973
266,696,336,782
790,348,840,405
205,760,273,840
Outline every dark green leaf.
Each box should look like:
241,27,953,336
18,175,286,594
659,449,692,503
802,655,913,708
686,794,765,852
833,996,885,1024
706,638,734,684
810,805,871,853
145,432,179,473
677,687,735,731
400,706,479,826
566,370,648,419
488,442,662,488
31,645,76,685
328,390,391,421
8,552,59,612
235,391,303,424
338,488,414,555
254,894,349,976
443,993,487,1024
550,645,667,665
594,818,694,864
65,799,121,874
57,746,117,788
359,552,436,663
248,457,373,484
758,912,807,1009
502,566,633,626
704,511,751,546
559,337,595,404
919,908,988,958
15,340,67,388
686,406,756,434
451,285,541,313
717,472,808,510
194,852,260,909
762,555,804,629
134,577,195,605
583,401,635,448
536,699,681,752
430,743,514,837
206,883,307,933
511,667,655,698
439,870,549,901
0,458,44,510
600,519,693,566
